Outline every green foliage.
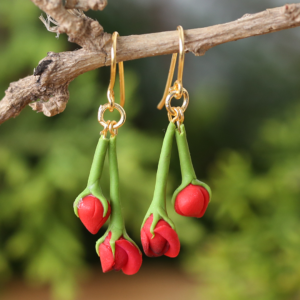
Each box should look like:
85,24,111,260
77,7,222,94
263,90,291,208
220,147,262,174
184,104,300,299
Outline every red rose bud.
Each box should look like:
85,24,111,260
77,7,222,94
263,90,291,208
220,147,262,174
78,195,111,234
141,214,180,258
175,184,209,218
99,232,142,275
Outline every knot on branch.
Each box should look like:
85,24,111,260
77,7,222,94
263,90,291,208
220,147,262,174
189,42,212,57
29,87,69,117
284,4,300,21
35,53,60,85
29,53,71,117
34,60,53,77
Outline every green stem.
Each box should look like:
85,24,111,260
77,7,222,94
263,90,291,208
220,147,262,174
95,135,140,256
108,136,125,233
152,122,176,207
175,124,196,182
73,135,109,217
141,122,176,233
171,123,211,204
87,135,109,186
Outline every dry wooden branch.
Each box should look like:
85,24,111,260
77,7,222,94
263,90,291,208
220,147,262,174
1,2,300,124
64,0,107,11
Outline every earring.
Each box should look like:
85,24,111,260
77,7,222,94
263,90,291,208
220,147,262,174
74,32,142,275
160,26,212,218
140,28,194,259
141,26,212,259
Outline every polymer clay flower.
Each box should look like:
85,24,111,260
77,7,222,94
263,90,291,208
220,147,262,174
141,214,180,257
77,195,111,234
73,136,111,234
174,184,209,218
98,232,142,275
96,135,143,275
172,124,211,218
141,122,180,258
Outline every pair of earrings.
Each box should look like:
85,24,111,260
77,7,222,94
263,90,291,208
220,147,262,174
73,27,211,275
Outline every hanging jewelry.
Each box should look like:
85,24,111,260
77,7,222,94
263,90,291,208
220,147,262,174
95,32,142,275
72,33,126,235
159,26,212,218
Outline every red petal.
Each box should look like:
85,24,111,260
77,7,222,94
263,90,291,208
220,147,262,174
99,234,114,273
175,184,208,218
196,187,210,218
141,215,179,258
114,243,128,271
154,224,180,258
117,239,142,275
78,195,111,234
141,227,155,257
150,221,169,256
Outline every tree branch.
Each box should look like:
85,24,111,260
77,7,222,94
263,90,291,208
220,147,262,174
64,0,107,11
1,2,300,124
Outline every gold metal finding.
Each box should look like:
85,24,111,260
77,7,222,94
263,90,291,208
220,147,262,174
157,25,186,110
167,106,185,133
98,31,126,137
108,120,118,137
165,87,189,117
107,31,125,111
98,103,126,136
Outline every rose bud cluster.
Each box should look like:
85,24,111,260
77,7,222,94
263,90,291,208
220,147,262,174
73,119,212,275
95,136,143,275
74,136,143,275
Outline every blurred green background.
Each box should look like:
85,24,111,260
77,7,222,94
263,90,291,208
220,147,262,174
1,0,300,299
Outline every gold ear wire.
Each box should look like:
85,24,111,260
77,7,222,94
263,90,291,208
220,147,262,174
107,32,125,111
157,25,185,110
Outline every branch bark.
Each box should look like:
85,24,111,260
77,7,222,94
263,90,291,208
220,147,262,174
1,2,300,124
64,0,107,11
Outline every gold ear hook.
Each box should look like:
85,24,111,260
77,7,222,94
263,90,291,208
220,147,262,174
157,25,185,110
107,31,125,111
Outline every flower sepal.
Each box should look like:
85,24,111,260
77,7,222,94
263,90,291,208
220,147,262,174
141,206,175,237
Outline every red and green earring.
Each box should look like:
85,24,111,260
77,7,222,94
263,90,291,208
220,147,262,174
74,32,142,275
141,26,211,259
95,125,142,275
